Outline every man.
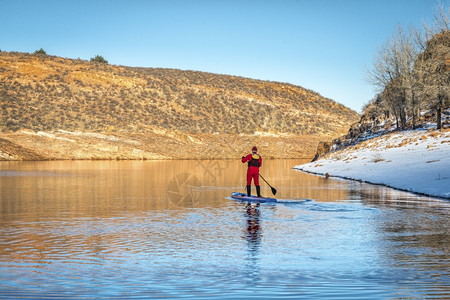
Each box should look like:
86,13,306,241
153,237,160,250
242,146,262,197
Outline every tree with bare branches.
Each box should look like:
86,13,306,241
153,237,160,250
367,25,419,130
366,3,449,130
417,4,449,130
416,31,449,129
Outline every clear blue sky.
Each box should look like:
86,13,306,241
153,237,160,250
1,0,446,112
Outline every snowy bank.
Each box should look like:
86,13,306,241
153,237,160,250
294,129,450,199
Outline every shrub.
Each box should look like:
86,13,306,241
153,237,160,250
34,48,47,55
90,55,108,64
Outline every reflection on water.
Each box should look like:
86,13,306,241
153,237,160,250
244,203,262,250
243,202,262,283
0,160,449,299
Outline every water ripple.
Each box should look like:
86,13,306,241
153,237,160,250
1,160,449,299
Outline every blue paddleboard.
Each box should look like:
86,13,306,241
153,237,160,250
231,192,277,203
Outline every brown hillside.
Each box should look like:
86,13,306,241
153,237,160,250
0,51,359,160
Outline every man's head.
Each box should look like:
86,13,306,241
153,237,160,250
252,146,257,154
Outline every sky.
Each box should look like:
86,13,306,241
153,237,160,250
0,0,447,112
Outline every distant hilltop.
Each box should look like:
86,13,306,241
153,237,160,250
0,51,359,160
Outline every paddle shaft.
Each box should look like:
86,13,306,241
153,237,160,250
259,173,277,195
258,173,272,188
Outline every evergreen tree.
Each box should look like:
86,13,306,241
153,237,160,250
34,48,47,55
90,55,108,64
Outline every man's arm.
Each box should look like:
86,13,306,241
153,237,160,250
242,154,250,163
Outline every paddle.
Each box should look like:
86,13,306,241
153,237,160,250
259,174,277,195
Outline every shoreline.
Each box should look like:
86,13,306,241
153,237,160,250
0,157,313,162
294,167,450,201
294,129,450,200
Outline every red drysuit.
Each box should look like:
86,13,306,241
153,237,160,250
242,153,262,186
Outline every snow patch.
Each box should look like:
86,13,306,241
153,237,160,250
295,130,450,199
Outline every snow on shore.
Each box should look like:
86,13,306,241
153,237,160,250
294,129,450,199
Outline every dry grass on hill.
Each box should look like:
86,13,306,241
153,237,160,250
0,51,359,160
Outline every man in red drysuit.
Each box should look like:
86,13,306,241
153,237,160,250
242,146,262,197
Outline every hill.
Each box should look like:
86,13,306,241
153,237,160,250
0,51,359,160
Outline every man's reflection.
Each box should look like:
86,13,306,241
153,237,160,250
244,202,262,249
243,202,262,282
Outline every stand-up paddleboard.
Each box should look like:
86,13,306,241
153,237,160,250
230,192,312,204
231,192,277,203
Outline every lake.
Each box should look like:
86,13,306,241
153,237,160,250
0,159,449,299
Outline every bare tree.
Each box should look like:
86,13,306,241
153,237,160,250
416,30,449,129
423,3,449,40
366,25,419,130
414,4,449,130
426,5,448,130
400,26,426,129
367,3,449,130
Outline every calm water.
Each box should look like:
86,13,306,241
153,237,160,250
0,159,449,299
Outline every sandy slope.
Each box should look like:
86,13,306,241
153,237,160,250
0,130,319,160
294,129,450,199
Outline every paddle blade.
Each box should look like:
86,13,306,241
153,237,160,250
271,187,277,195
